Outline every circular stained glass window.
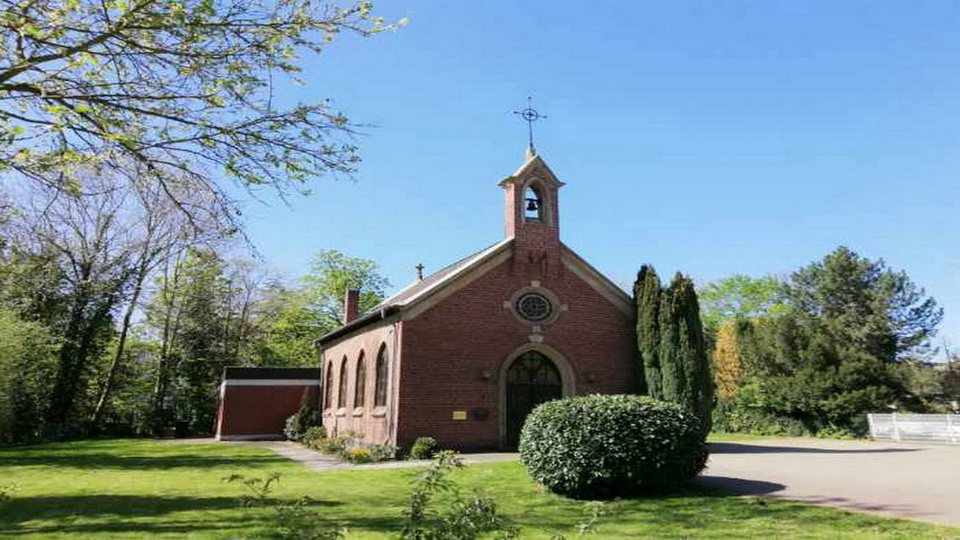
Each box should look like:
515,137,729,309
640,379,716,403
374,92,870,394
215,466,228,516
516,293,553,322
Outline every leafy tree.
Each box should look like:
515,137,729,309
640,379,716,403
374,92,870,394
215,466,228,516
699,274,790,330
734,314,905,434
1,180,138,428
248,250,389,366
302,249,390,328
632,265,659,397
0,0,400,223
248,283,319,366
787,246,942,362
0,307,59,442
91,175,210,425
146,247,242,434
712,319,744,397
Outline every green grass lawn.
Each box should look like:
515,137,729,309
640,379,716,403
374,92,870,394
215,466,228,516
1,439,958,539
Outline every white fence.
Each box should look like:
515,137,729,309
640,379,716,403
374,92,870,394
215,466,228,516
868,413,960,445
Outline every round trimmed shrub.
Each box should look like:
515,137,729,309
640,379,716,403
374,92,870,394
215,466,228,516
519,395,708,499
408,436,438,460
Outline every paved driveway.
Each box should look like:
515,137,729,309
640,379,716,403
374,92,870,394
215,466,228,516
701,438,960,527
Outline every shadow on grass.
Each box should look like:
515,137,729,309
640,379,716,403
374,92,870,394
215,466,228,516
0,494,344,536
0,453,285,470
695,476,785,496
709,442,922,455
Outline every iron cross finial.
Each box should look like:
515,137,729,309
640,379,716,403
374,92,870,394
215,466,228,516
513,96,546,153
415,263,425,280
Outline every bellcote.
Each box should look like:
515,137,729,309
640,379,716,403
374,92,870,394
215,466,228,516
498,148,565,242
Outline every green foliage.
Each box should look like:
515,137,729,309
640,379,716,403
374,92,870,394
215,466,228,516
633,265,660,398
0,0,402,222
283,397,321,442
224,472,345,539
344,447,374,463
401,450,518,540
302,430,396,463
302,249,391,329
302,426,328,446
0,308,59,442
409,436,439,460
717,314,904,436
787,246,942,362
640,269,713,433
712,395,809,436
710,247,944,436
658,280,683,403
519,395,708,499
0,483,19,507
699,275,790,330
307,434,352,456
942,355,960,409
675,275,714,435
249,250,389,367
148,248,237,435
367,443,398,462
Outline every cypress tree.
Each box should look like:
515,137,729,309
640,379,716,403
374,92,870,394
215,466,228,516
658,274,684,404
675,275,714,435
634,265,661,398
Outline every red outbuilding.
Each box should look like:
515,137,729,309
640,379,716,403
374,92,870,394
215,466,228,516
216,367,320,440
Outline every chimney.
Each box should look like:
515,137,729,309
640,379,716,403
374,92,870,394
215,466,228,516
343,289,360,325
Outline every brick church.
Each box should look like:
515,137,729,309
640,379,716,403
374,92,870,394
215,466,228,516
216,148,639,449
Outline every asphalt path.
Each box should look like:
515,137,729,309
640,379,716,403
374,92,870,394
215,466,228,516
700,437,960,527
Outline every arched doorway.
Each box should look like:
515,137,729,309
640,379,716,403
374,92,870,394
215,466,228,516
505,351,562,448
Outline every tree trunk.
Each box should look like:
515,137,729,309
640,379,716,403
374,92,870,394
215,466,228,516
91,257,149,425
151,252,183,432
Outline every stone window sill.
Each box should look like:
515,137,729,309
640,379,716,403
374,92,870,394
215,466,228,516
352,407,364,417
336,408,347,417
371,406,387,418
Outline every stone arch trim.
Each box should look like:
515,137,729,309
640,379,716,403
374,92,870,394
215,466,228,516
497,343,576,445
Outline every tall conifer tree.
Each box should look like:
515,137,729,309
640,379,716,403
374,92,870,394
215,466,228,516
676,275,714,435
658,274,684,403
634,265,661,398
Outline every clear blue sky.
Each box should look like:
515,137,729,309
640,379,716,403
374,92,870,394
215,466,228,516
241,1,960,356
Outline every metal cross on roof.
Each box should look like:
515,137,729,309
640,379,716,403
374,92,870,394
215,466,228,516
513,96,546,153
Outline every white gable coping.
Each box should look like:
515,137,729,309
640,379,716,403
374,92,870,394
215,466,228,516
384,238,513,309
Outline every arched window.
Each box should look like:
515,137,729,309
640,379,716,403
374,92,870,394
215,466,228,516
374,345,389,407
524,184,543,222
337,356,348,408
354,351,366,409
323,361,334,410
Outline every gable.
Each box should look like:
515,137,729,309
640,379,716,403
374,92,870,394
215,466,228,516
560,244,633,316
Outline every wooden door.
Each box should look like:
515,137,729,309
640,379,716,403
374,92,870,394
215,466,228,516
506,351,562,448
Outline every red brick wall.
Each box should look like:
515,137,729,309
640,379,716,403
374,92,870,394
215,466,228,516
218,385,318,439
319,321,399,445
397,248,638,450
